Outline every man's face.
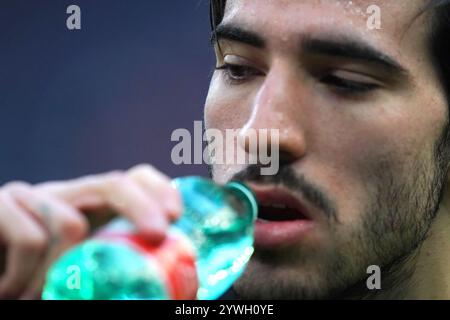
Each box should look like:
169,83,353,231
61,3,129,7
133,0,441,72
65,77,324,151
204,0,449,299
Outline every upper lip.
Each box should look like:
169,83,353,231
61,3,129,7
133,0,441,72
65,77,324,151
245,182,315,221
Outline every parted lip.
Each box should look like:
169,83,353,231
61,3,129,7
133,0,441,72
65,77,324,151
242,182,319,249
244,182,315,221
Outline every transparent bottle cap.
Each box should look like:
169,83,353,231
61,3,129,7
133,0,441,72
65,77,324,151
224,181,258,223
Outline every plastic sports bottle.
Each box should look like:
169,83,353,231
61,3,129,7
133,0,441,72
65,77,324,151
42,176,257,300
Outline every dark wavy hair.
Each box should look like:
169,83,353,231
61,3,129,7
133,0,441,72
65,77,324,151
427,1,450,104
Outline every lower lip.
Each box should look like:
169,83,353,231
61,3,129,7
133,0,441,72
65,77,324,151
254,219,315,249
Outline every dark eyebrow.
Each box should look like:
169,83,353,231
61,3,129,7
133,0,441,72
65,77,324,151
211,24,409,79
211,24,266,48
302,37,409,76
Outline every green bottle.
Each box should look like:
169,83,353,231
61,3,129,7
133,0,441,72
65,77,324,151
42,176,257,300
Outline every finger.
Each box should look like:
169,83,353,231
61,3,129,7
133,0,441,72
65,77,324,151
9,189,88,300
0,187,48,298
11,186,88,246
20,237,71,300
5,184,88,300
20,236,74,300
37,172,170,242
127,164,183,221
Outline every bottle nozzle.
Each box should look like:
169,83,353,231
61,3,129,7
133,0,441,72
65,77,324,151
224,182,258,223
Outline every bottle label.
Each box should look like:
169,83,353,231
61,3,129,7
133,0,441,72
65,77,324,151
95,227,199,300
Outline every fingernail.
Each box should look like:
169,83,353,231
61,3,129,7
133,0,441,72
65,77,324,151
140,214,168,240
164,199,182,216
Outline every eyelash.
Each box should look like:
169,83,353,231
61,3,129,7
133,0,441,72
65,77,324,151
320,74,380,95
216,63,262,84
216,63,380,95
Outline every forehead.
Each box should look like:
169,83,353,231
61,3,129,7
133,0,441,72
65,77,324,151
224,0,425,23
223,0,428,51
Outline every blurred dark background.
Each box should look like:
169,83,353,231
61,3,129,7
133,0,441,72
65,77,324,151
0,0,213,184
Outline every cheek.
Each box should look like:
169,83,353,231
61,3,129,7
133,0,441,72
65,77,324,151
204,76,253,182
308,109,441,227
204,74,255,130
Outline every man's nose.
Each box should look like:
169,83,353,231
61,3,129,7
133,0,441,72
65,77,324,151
238,67,308,163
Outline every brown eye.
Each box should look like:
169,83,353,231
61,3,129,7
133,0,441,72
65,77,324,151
321,74,379,93
319,69,382,96
216,63,262,84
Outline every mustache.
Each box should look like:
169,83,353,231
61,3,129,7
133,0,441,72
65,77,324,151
230,164,338,222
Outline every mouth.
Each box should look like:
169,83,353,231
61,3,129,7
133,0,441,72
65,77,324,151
247,183,316,249
258,198,310,222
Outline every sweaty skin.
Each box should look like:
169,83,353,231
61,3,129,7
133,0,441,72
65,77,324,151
205,0,450,299
1,0,450,300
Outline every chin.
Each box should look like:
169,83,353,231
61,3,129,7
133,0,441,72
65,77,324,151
233,258,337,300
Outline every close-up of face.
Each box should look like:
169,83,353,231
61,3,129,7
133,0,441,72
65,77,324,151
204,0,450,299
